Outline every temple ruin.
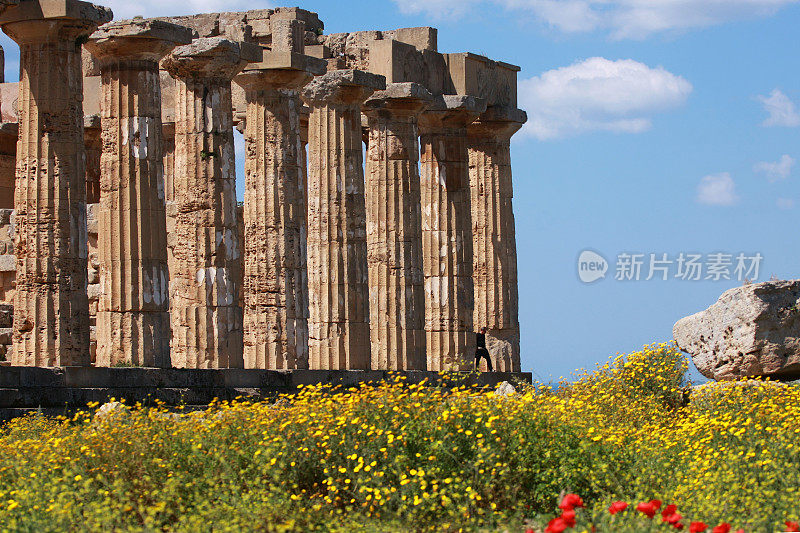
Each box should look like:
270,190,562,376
0,1,526,373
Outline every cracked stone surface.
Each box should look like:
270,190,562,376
1,0,111,366
300,70,385,369
674,280,800,381
235,61,320,370
363,82,431,370
467,106,526,372
162,37,255,369
419,95,484,371
85,19,190,368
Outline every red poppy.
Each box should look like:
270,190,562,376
689,522,708,533
559,494,585,511
674,524,684,531
664,513,683,526
525,529,534,533
561,509,576,528
545,517,568,533
650,499,663,510
636,502,657,519
662,505,678,520
711,524,731,533
608,501,628,515
786,521,800,532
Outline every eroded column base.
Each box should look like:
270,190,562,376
309,322,370,370
171,304,243,369
426,330,477,371
96,311,170,368
244,309,308,370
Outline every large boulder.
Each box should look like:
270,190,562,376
673,280,800,381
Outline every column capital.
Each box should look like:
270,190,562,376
162,37,262,82
300,69,386,108
419,94,487,132
85,19,192,65
467,105,527,139
363,82,433,119
0,0,112,43
235,50,326,92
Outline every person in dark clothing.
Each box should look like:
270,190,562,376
475,327,493,372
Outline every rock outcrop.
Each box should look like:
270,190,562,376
674,280,800,381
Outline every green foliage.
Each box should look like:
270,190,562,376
0,344,797,532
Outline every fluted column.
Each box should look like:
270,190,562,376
162,38,259,368
86,19,191,367
419,95,486,371
467,106,527,372
235,54,324,369
300,70,385,370
363,83,431,370
1,1,112,366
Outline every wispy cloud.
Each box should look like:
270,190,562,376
757,89,800,127
394,0,800,39
696,173,739,206
518,57,692,140
754,154,795,181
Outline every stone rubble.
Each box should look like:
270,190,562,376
674,280,800,381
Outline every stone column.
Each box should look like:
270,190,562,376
234,52,324,369
363,83,431,370
1,0,112,366
162,38,260,369
300,70,385,370
419,95,486,371
85,19,192,367
467,106,527,372
299,104,310,227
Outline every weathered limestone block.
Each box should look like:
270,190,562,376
0,0,112,367
467,106,526,372
300,69,385,370
363,82,432,370
85,19,192,367
235,51,325,370
674,280,800,381
419,95,485,371
162,37,261,369
445,53,520,109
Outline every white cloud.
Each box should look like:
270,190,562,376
757,89,800,127
101,0,267,19
518,57,692,140
754,154,795,181
394,0,800,39
777,198,796,209
696,173,739,206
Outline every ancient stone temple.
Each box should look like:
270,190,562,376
0,2,526,373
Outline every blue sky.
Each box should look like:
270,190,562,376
2,0,799,381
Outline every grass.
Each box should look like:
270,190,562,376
0,343,797,532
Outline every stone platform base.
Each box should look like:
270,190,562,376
0,367,531,421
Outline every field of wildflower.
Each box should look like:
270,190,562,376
0,342,798,532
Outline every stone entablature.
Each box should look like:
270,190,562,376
0,1,526,373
